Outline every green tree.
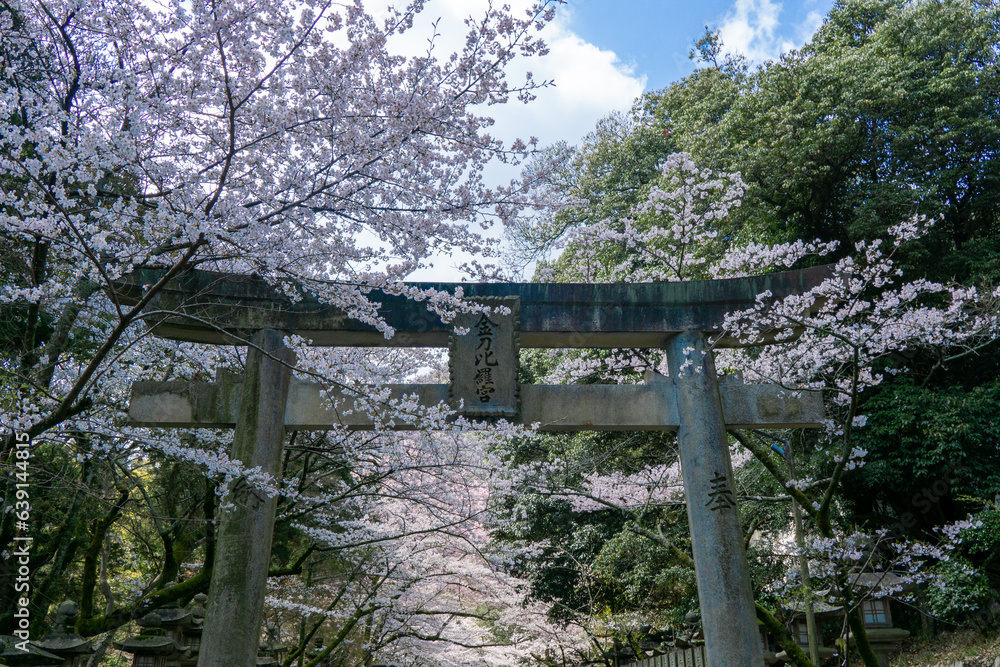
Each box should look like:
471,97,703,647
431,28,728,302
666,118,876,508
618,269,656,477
647,0,1000,278
502,4,1000,664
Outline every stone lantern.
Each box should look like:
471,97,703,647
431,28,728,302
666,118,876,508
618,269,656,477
306,638,329,666
179,594,207,667
0,637,62,666
2,601,92,667
256,623,287,666
149,585,193,657
114,612,188,667
32,601,94,667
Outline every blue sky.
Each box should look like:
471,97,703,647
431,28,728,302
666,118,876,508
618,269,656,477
562,0,835,92
474,0,837,159
390,0,837,152
398,0,838,279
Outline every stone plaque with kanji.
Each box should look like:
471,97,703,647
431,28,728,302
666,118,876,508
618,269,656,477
449,297,519,419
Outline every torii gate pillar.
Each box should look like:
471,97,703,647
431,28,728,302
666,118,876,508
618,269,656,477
666,331,761,666
199,330,295,667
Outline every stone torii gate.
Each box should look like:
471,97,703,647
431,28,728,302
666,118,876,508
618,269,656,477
127,265,831,667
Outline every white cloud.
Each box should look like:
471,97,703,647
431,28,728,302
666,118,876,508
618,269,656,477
718,0,794,63
796,10,825,45
717,0,826,64
374,0,644,150
371,1,644,280
489,12,646,151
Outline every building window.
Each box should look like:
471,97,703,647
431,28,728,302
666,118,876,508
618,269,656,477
861,599,891,627
134,656,165,667
188,636,201,652
796,620,810,645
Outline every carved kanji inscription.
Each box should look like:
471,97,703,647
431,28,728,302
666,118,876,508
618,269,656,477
449,297,519,418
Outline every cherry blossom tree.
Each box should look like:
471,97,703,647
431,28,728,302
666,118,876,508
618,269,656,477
496,153,1000,667
1,0,556,438
716,217,999,666
557,152,744,283
0,0,562,649
261,426,585,667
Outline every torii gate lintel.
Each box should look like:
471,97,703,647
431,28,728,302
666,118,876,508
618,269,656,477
124,265,833,349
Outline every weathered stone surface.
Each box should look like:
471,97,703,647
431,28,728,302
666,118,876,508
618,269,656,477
115,265,835,348
199,330,294,667
449,297,519,418
130,377,823,430
522,384,679,431
665,331,763,667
